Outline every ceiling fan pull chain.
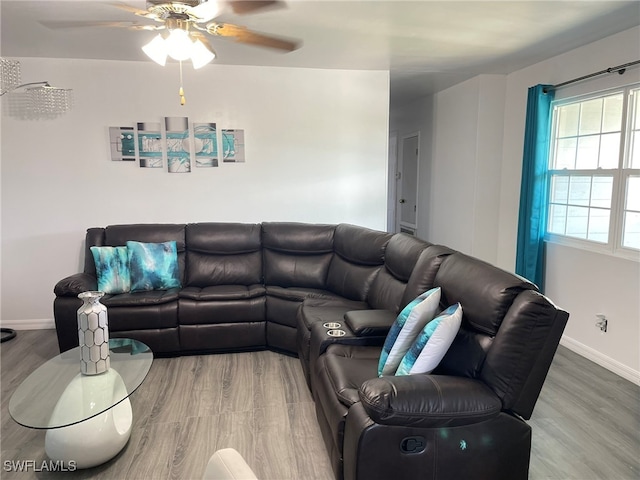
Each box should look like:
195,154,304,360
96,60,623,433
179,60,186,106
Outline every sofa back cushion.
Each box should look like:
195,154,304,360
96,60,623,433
84,227,107,276
262,222,335,288
185,223,262,287
433,252,538,385
100,224,187,285
325,224,391,301
400,244,455,308
367,234,430,312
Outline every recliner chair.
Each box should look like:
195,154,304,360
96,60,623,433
310,252,569,480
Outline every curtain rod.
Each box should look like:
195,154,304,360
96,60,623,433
543,60,640,94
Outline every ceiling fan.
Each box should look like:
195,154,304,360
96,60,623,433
41,0,301,68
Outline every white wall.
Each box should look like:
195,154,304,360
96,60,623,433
0,58,390,325
429,74,506,264
500,26,640,383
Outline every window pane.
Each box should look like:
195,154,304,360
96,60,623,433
550,176,569,203
587,208,610,243
548,87,639,250
622,211,640,249
631,131,640,169
631,90,640,168
566,206,588,238
557,104,579,138
576,136,599,169
634,90,640,130
555,138,576,169
602,94,623,132
627,176,640,211
591,177,613,208
548,204,567,234
579,98,603,135
599,133,620,169
568,176,591,206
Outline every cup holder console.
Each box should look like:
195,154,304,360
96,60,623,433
327,329,346,337
323,322,342,329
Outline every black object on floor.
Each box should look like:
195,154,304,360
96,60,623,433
1,328,16,342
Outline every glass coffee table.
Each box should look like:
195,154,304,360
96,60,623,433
9,338,153,469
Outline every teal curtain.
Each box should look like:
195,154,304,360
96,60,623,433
516,84,554,292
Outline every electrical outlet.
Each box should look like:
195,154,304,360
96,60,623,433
595,314,608,333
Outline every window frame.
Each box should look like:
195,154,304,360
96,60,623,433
544,83,640,262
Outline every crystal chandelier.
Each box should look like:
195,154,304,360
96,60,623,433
1,58,74,119
0,58,21,95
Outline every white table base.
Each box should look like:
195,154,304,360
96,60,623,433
43,369,133,469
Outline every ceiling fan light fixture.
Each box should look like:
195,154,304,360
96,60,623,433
142,34,168,66
191,39,216,69
165,28,194,61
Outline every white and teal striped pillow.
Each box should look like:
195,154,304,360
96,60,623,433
377,287,441,376
396,303,462,376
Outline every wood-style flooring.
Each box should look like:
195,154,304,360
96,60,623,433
1,330,638,479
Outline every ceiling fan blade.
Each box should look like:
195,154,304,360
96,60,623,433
207,23,299,52
227,1,285,15
39,20,162,31
108,2,160,20
192,31,216,50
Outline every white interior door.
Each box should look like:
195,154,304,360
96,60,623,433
397,133,419,234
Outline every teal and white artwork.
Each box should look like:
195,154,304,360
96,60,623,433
165,116,191,173
110,118,246,172
193,123,219,167
137,122,163,168
109,126,135,161
222,129,245,163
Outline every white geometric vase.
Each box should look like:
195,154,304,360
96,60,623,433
77,291,110,375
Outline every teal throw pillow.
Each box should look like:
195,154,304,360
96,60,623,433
377,287,441,376
127,241,181,292
396,303,463,376
90,246,131,294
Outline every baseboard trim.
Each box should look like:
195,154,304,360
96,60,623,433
560,335,640,386
0,318,55,330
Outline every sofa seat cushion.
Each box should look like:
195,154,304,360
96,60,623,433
312,344,381,453
179,285,265,301
317,344,381,408
102,288,179,307
297,300,372,382
104,299,179,331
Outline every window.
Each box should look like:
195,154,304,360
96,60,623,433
547,84,640,258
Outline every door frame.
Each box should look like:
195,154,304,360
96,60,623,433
387,130,399,232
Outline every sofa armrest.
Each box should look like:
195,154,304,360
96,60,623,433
344,309,396,337
359,375,501,428
54,273,98,297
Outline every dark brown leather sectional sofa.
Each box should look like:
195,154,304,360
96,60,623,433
53,222,569,480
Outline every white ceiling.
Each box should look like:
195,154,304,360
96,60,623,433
2,0,639,104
